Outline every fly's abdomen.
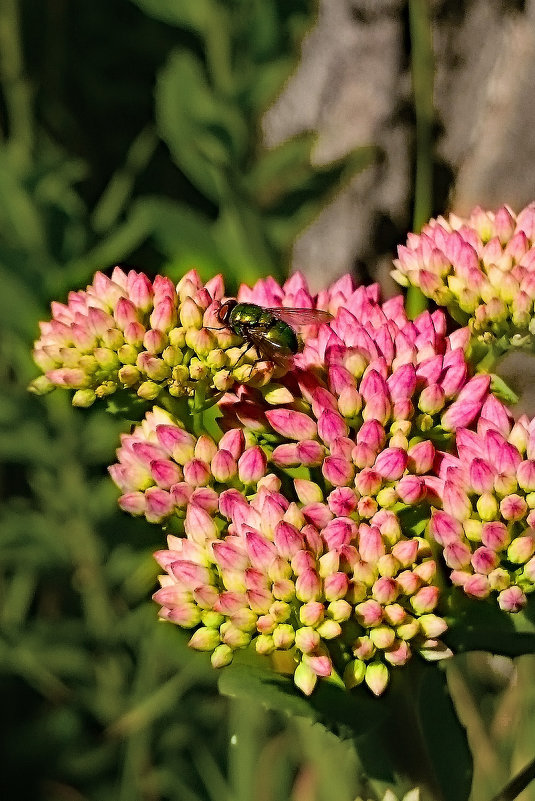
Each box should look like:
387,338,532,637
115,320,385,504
264,320,298,354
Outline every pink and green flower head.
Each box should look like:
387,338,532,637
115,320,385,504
429,398,535,612
110,406,450,696
392,202,535,352
30,268,290,408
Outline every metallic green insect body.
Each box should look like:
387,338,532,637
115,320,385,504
217,299,332,366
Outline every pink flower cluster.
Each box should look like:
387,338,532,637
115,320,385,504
34,250,535,697
430,397,535,611
392,203,535,343
110,408,448,697
31,267,282,407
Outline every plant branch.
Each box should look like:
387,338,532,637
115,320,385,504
489,756,535,801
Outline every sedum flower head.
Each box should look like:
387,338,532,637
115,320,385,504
429,395,535,612
392,202,535,348
110,407,449,697
30,267,281,407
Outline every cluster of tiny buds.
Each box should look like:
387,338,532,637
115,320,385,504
110,408,449,697
429,399,535,612
392,202,535,343
30,267,280,407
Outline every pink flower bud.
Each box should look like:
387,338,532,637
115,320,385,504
145,487,174,522
295,569,322,602
171,560,212,590
210,449,237,482
358,526,385,564
374,447,408,481
271,443,299,467
396,475,426,504
407,440,435,474
411,585,439,614
302,502,334,530
170,482,193,508
365,662,389,696
323,518,357,550
296,440,325,466
372,576,399,605
246,587,273,614
443,541,472,569
355,599,383,627
294,479,323,505
299,601,324,627
183,458,211,487
418,384,445,414
327,487,358,516
498,586,527,613
266,409,317,441
508,534,535,564
338,386,362,418
463,574,490,599
238,446,267,484
356,420,386,453
500,494,527,521
469,458,496,497
115,297,139,328
293,661,317,695
156,424,196,463
324,572,349,601
355,468,382,496
317,410,348,445
362,392,391,425
212,540,248,571
245,531,277,570
322,455,355,487
269,516,301,553
471,546,499,574
443,480,471,521
130,273,153,312
160,602,201,627
295,627,321,654
429,511,463,545
150,459,182,489
118,491,146,516
517,460,535,491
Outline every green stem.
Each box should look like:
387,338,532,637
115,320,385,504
489,756,535,801
408,0,435,232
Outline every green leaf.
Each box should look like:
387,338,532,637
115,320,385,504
218,661,386,739
105,390,151,422
128,0,213,35
0,151,48,255
156,51,248,202
406,285,428,319
0,262,44,337
417,667,472,801
213,200,282,284
244,132,316,200
489,373,519,405
445,591,535,656
265,145,378,249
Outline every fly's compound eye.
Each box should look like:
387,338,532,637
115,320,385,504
217,300,236,325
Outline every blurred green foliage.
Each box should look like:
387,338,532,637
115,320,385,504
0,1,378,799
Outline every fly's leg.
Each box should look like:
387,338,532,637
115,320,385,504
230,342,255,370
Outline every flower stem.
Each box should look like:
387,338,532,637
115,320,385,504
489,756,535,801
408,0,435,232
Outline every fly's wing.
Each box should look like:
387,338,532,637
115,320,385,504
245,328,295,368
261,307,333,329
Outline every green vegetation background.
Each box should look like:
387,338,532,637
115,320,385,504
0,1,534,800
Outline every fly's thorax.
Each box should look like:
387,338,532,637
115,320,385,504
229,303,263,327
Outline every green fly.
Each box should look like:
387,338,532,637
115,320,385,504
217,300,332,368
